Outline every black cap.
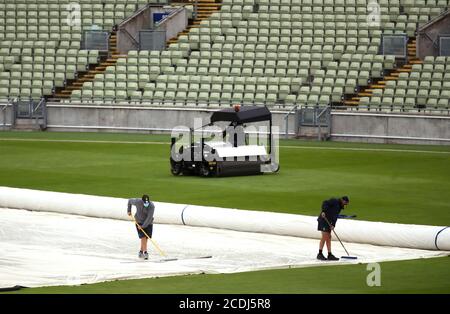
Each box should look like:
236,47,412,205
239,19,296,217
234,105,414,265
342,196,349,203
142,194,150,202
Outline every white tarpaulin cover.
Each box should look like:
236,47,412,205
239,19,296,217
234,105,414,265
0,187,449,289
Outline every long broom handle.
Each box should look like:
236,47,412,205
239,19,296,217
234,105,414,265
322,214,351,256
131,215,167,257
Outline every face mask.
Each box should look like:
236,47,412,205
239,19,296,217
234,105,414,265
143,201,150,207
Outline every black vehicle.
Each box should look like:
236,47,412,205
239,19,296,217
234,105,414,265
170,105,280,177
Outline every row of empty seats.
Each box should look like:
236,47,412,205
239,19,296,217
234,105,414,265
0,0,157,101
67,0,446,107
361,57,450,108
1,0,449,111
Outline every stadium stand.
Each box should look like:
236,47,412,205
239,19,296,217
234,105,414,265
0,0,449,110
0,0,166,102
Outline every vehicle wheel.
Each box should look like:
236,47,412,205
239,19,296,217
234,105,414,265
199,164,210,177
171,163,182,176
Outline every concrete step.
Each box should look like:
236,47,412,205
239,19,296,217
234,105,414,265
54,93,70,98
13,125,42,131
343,100,359,106
197,2,221,4
197,5,221,8
65,86,80,91
14,118,40,126
78,75,94,82
343,37,418,108
100,62,116,67
13,122,43,131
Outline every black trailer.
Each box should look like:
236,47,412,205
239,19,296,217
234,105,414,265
170,105,279,177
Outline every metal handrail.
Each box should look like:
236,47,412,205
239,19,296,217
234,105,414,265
33,98,44,114
32,98,46,129
116,3,153,51
120,28,139,48
155,6,186,28
417,9,450,32
1,103,8,130
423,32,439,48
169,0,198,18
283,104,298,139
118,3,152,27
330,104,450,115
193,0,198,19
316,106,331,141
44,100,450,116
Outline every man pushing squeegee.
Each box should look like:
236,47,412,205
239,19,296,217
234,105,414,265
317,196,357,261
127,194,166,260
127,195,212,262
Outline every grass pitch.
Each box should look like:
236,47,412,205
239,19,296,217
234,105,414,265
0,131,449,293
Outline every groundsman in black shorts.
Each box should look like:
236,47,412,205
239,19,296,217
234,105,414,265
316,196,349,261
127,194,155,260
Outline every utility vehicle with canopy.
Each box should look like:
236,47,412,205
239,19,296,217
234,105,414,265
170,105,279,177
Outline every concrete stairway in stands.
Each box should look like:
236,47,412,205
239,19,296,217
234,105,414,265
55,31,126,99
167,0,222,46
343,38,423,106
